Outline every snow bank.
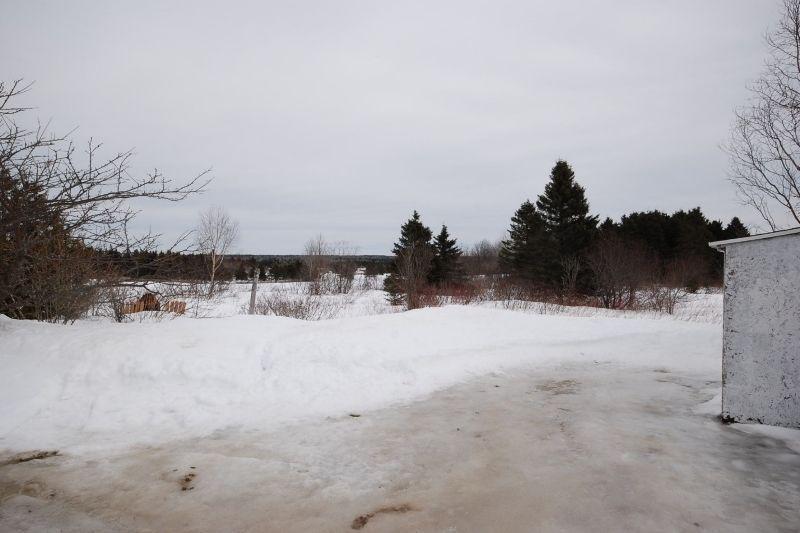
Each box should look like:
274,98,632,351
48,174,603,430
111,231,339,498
0,306,720,453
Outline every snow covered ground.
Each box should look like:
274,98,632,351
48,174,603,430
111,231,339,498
0,304,720,453
2,354,799,532
1,285,799,531
189,278,396,319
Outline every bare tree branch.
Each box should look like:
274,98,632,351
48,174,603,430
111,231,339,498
727,0,800,229
1,80,209,321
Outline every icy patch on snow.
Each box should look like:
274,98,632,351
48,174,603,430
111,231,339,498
693,390,800,454
694,390,722,416
732,424,800,455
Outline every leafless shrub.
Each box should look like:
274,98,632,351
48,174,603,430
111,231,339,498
641,257,706,314
489,277,537,304
588,234,657,309
471,275,598,314
395,242,434,310
416,280,488,308
5,236,100,323
416,290,444,308
303,236,358,295
640,286,684,315
353,271,382,291
252,287,341,320
462,239,501,276
182,281,231,318
96,284,137,322
303,234,331,287
91,279,212,322
315,270,354,295
560,256,581,297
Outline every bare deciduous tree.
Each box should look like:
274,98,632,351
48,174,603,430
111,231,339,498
395,242,434,310
462,239,501,277
559,256,581,297
1,80,208,321
303,235,358,295
196,206,239,297
728,0,800,229
588,234,656,310
303,234,331,286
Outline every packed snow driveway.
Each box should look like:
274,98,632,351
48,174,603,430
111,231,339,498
1,307,799,531
1,362,799,532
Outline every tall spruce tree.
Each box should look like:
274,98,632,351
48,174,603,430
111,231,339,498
722,217,749,239
391,211,433,256
429,225,463,285
384,211,434,306
499,200,557,283
535,160,598,288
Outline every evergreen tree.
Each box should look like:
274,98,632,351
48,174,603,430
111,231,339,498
599,217,617,233
535,160,598,287
258,263,268,281
384,211,434,306
708,219,725,242
391,210,434,255
429,225,463,285
0,169,94,320
675,208,719,286
499,200,557,283
618,210,673,260
234,262,248,281
609,208,750,286
722,217,749,239
671,208,715,259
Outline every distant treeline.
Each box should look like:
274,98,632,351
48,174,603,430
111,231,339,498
95,250,393,282
598,208,748,283
227,255,393,281
99,161,749,295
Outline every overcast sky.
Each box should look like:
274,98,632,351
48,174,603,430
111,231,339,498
2,1,780,254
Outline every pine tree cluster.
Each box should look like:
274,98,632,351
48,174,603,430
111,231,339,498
500,160,750,292
500,160,598,291
385,211,464,307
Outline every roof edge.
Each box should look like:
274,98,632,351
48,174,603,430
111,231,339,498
709,226,800,249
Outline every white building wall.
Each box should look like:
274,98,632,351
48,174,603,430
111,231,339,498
722,233,800,428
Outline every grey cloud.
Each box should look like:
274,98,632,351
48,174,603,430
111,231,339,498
1,0,778,253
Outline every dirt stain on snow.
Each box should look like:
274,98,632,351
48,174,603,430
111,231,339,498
0,450,59,467
1,367,798,532
0,478,57,504
536,379,580,395
350,503,414,530
179,471,197,491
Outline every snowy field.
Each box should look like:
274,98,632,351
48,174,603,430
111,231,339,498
1,283,799,531
191,278,724,323
1,284,725,454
